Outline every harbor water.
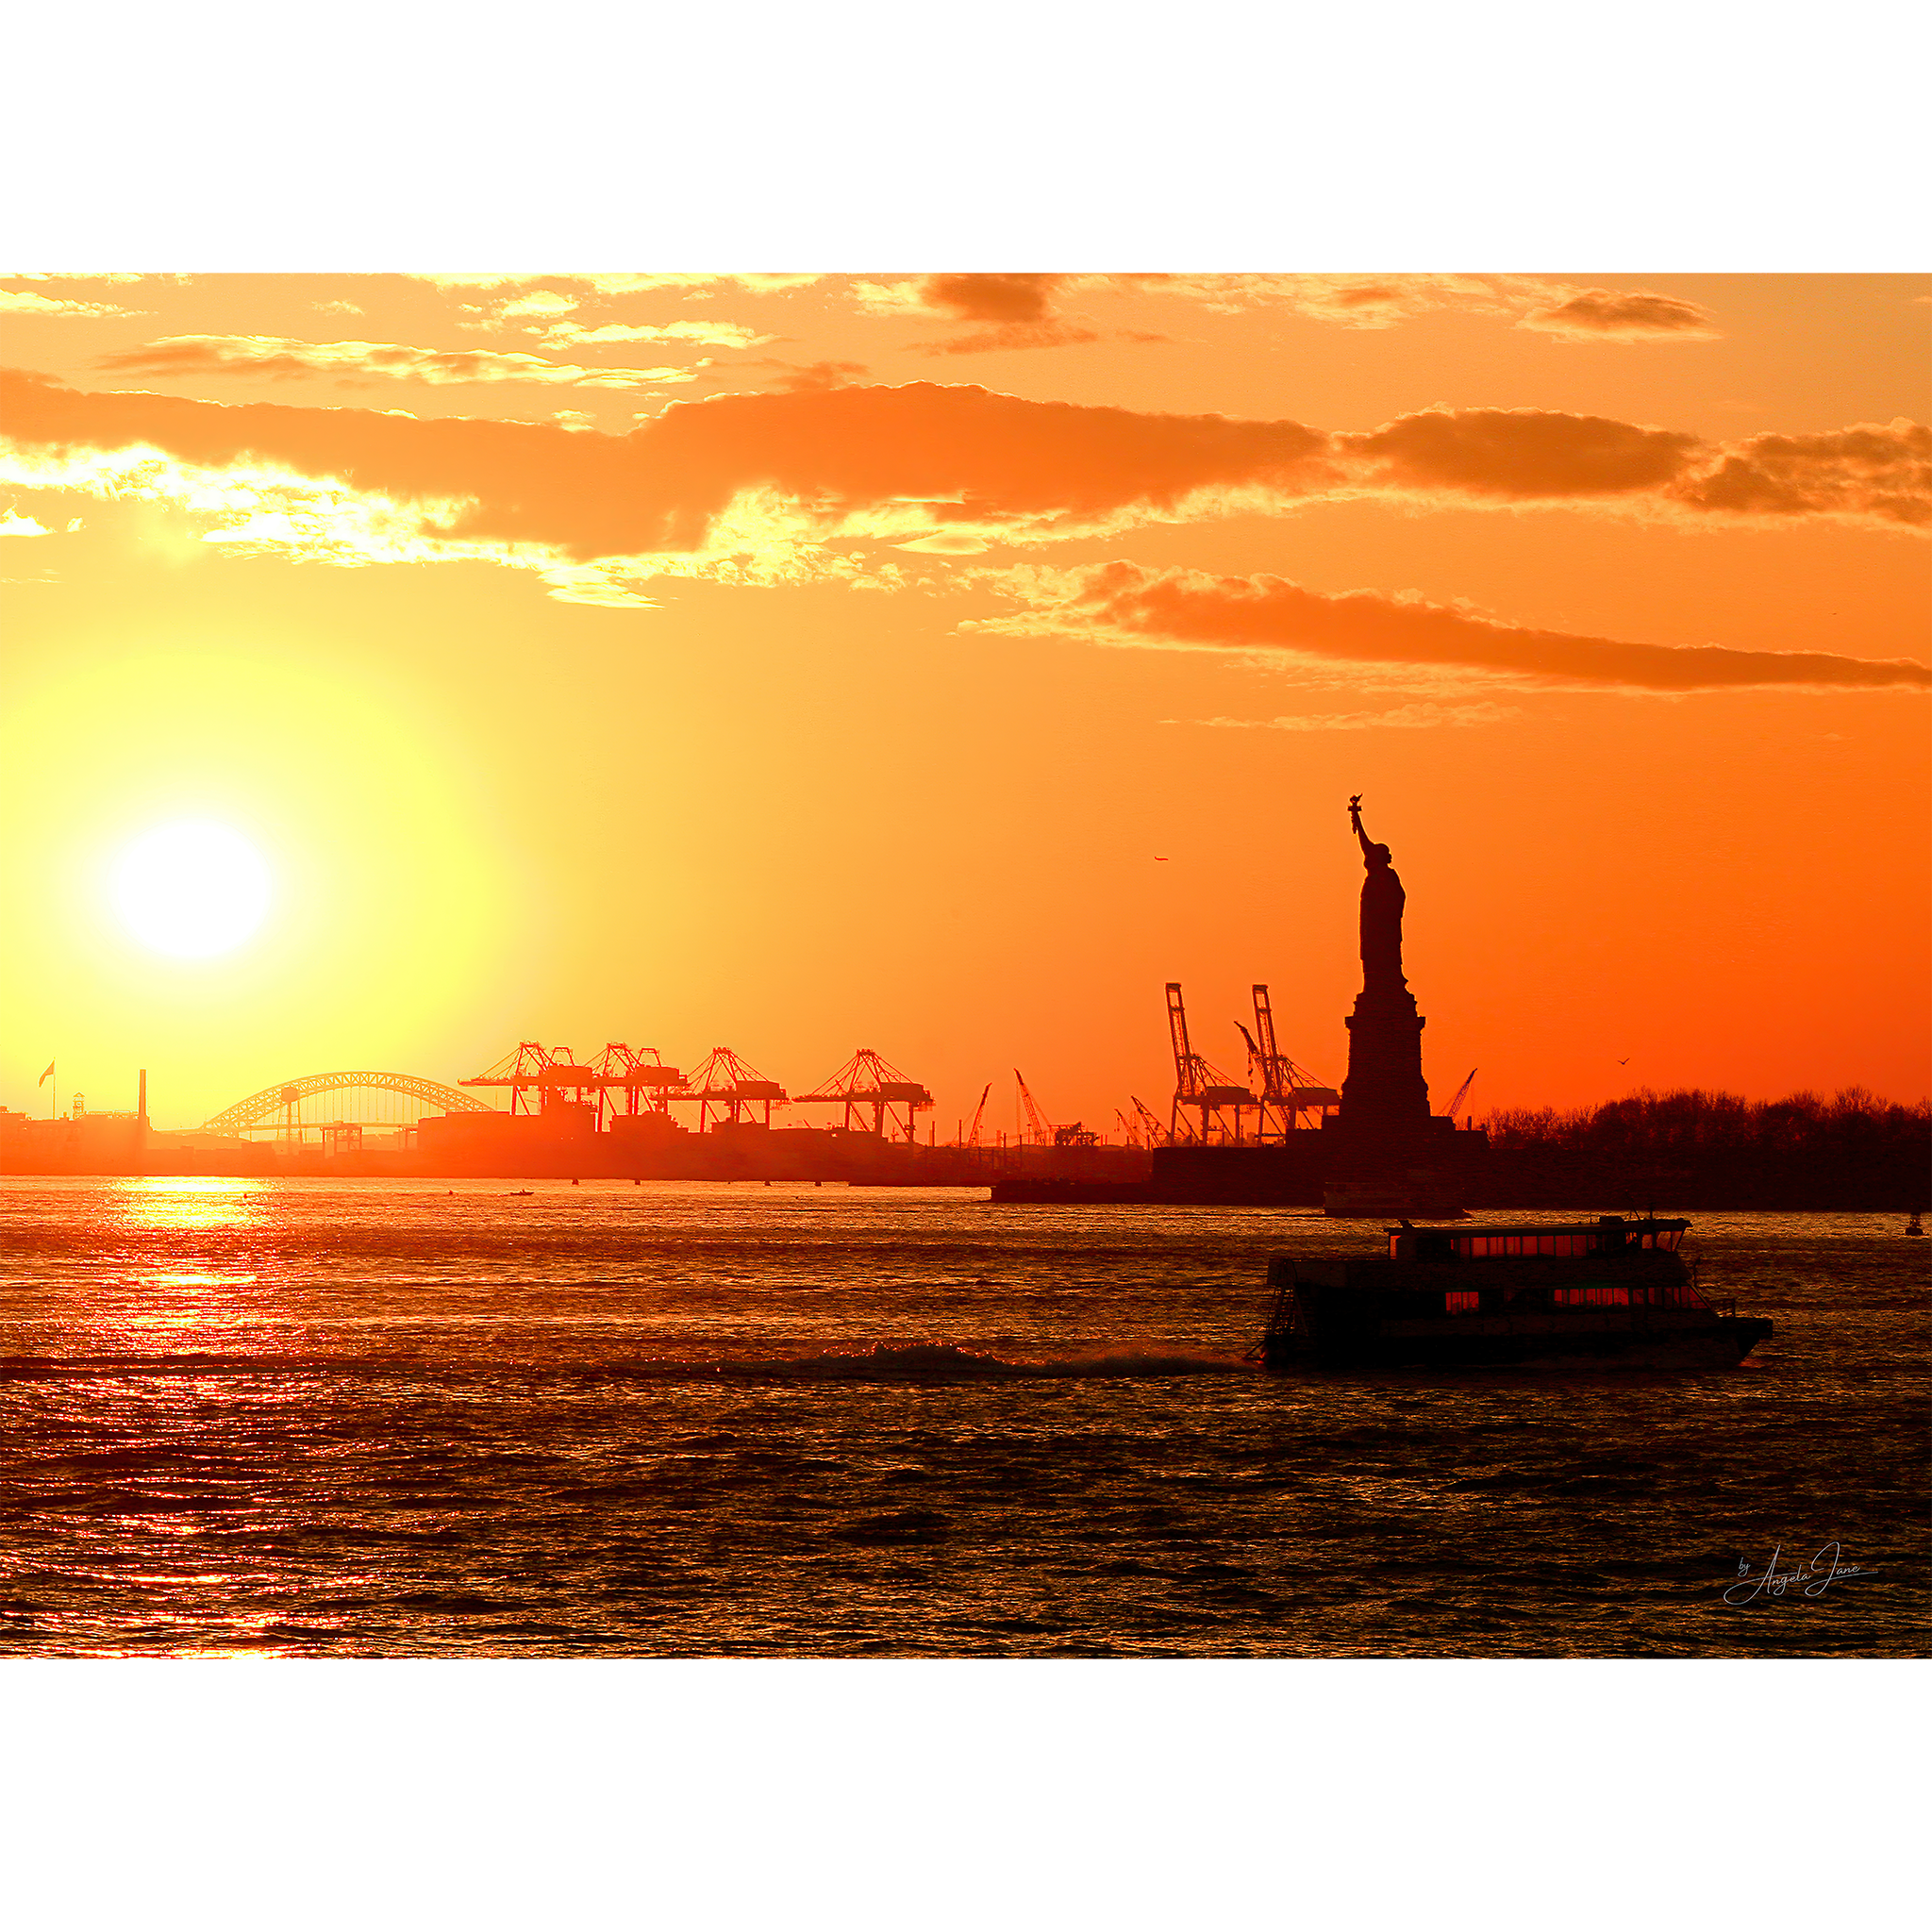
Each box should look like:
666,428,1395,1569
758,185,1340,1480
0,1177,1923,1657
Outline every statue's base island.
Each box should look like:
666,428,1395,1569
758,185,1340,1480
995,800,1490,1212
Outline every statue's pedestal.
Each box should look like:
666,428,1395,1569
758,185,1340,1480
1325,985,1463,1215
1338,985,1433,1140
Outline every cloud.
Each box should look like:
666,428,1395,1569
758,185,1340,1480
0,372,1328,604
542,319,772,349
919,321,1103,356
1518,289,1719,340
1140,272,1716,341
1140,273,1513,328
911,272,1730,343
91,336,701,389
1337,407,1928,525
851,271,1716,353
972,561,1930,692
1207,274,1728,341
850,275,1011,317
1672,421,1932,525
857,275,1102,355
1341,408,1701,499
864,272,1494,331
419,272,821,296
918,274,1067,323
0,371,1337,561
4,372,1924,615
418,275,819,338
494,290,579,320
741,358,870,391
415,274,537,291
1,289,135,319
451,283,796,339
859,274,1160,355
1181,701,1526,730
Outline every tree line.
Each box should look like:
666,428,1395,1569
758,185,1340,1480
1475,1087,1930,1209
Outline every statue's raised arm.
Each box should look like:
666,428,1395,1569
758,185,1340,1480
1349,794,1379,865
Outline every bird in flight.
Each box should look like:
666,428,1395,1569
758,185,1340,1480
1154,855,1169,861
1616,1057,1631,1066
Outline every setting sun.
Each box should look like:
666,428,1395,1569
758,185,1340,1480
109,820,272,959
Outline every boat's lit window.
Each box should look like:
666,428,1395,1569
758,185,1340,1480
1454,1231,1607,1257
1556,1285,1631,1307
1445,1291,1480,1315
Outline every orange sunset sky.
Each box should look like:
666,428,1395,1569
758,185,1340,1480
3,271,1927,1131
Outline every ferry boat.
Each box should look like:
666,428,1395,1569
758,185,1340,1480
1254,1215,1773,1370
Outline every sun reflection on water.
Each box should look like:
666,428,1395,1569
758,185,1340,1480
33,1181,290,1353
113,1176,268,1235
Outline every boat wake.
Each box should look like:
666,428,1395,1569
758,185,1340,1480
711,1341,1255,1381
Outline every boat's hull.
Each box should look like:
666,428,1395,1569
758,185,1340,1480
1260,1312,1773,1372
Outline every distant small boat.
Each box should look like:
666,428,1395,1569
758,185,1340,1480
1908,1211,1924,1237
508,1189,533,1197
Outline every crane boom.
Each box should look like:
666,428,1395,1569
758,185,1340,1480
1129,1095,1166,1147
1444,1068,1478,1120
965,1081,991,1147
1252,984,1282,1066
1013,1069,1054,1145
1165,983,1194,1092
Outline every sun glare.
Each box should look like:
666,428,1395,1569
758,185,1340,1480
111,820,272,958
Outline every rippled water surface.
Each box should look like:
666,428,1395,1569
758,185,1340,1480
1,1178,1924,1657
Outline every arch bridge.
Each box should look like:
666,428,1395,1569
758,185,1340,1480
203,1072,493,1140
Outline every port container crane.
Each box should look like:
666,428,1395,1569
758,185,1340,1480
588,1042,689,1128
1165,984,1255,1144
680,1047,788,1132
461,1042,598,1117
793,1048,933,1142
1245,986,1340,1138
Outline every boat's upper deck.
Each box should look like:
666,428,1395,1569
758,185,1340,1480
1387,1216,1689,1263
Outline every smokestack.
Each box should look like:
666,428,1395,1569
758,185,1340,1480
139,1069,147,1129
